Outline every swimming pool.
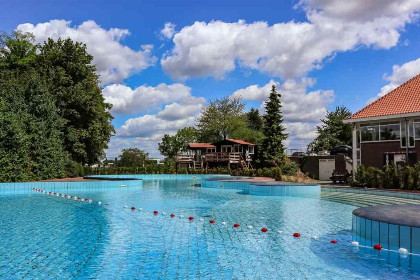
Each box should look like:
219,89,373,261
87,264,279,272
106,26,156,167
1,175,419,279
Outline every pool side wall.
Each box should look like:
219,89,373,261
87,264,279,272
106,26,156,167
352,214,420,254
0,180,143,195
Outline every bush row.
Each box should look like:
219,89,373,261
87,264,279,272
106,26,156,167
352,163,420,190
84,160,300,181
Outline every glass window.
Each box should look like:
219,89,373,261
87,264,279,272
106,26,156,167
360,125,379,142
380,123,400,140
415,122,420,139
249,146,255,154
401,120,415,148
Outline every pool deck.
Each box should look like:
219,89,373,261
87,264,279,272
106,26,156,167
353,204,420,227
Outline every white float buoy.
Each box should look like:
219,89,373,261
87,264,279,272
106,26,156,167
248,225,253,230
162,212,167,215
399,248,408,254
98,201,102,205
199,218,204,221
88,200,92,203
222,222,227,226
139,208,143,211
124,205,128,208
351,241,359,246
311,236,318,240
277,230,283,234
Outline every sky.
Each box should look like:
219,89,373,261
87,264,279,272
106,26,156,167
1,0,420,159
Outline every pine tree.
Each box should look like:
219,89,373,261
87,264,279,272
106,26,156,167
261,85,288,166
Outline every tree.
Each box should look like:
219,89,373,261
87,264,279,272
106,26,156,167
37,38,114,164
0,31,37,69
307,106,352,153
116,148,149,167
197,96,246,143
246,108,263,131
158,127,198,158
260,85,288,166
0,32,68,181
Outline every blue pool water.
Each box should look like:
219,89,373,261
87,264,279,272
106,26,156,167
0,176,419,279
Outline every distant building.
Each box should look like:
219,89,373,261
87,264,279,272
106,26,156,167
344,74,420,170
175,138,256,171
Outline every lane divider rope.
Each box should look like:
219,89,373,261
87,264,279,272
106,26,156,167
31,188,413,256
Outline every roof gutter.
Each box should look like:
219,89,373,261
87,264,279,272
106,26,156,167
343,112,420,124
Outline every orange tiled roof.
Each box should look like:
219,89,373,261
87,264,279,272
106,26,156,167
188,143,216,149
350,74,420,120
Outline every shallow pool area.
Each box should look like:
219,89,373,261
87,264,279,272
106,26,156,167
1,175,419,279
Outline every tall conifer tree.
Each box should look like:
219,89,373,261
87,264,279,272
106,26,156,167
261,85,287,166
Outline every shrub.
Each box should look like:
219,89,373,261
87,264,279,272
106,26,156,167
382,163,400,189
282,161,299,175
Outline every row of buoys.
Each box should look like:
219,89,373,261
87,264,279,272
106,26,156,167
125,205,412,255
32,188,102,206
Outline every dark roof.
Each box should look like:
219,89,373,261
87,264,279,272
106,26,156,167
350,74,420,120
188,143,216,149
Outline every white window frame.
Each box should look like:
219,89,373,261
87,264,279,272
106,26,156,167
221,145,232,153
249,146,255,154
414,119,420,140
401,120,415,148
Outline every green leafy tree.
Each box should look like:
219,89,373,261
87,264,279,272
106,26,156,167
158,127,198,158
0,32,67,181
116,148,149,167
197,97,246,143
307,106,352,153
0,31,37,69
261,85,288,166
37,38,114,164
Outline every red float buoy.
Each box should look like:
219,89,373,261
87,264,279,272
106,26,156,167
261,227,268,232
210,220,215,224
131,206,136,210
293,233,301,237
234,223,240,228
331,240,338,244
170,214,175,218
189,216,194,221
154,210,158,215
374,244,382,250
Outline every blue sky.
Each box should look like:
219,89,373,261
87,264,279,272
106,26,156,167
2,0,420,158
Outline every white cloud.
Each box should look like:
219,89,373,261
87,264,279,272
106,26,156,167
160,22,176,39
378,57,420,97
161,0,420,80
157,102,203,121
106,86,205,158
232,78,334,122
102,83,205,115
17,20,155,85
107,106,199,158
231,79,334,150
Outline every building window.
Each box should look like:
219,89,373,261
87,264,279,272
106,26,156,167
207,148,215,153
414,120,420,139
401,120,415,148
360,124,380,142
380,123,400,140
249,146,255,154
